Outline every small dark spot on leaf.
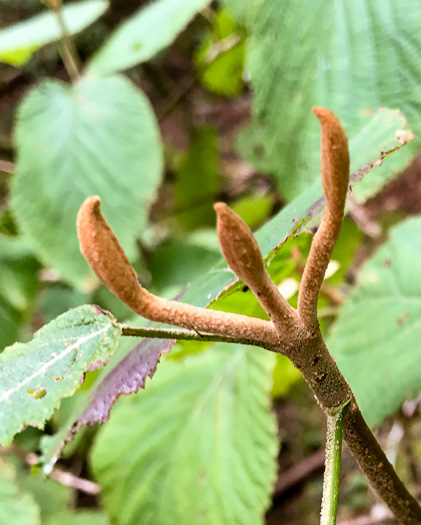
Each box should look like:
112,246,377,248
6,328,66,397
27,387,47,399
242,285,249,292
396,311,410,326
383,257,392,267
53,376,63,382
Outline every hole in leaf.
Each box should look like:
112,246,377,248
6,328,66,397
27,387,47,399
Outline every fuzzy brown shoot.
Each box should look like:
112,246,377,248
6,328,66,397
76,107,421,523
77,197,278,346
298,107,350,330
214,202,298,334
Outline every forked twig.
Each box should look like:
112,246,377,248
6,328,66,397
76,108,421,524
77,197,278,347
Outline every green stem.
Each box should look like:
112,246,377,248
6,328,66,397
320,401,350,525
120,324,267,348
47,0,81,81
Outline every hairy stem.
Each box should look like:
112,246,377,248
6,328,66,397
274,329,421,524
76,107,421,523
321,402,349,525
77,197,279,346
214,202,298,333
120,324,273,349
343,404,421,524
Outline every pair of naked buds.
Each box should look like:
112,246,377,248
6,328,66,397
77,108,350,350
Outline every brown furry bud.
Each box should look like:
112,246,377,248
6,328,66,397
76,196,142,310
312,107,350,218
214,202,267,289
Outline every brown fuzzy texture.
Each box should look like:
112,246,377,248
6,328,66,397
214,202,267,288
313,107,350,219
215,202,298,333
298,108,350,329
77,197,278,346
77,196,143,311
75,106,421,521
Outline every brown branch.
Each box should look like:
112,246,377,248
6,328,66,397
77,197,278,347
0,160,14,174
298,107,350,330
50,469,101,495
75,106,421,523
4,446,100,495
213,197,420,520
339,513,396,525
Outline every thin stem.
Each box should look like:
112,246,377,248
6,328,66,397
120,324,272,349
343,404,421,524
48,0,81,82
321,402,349,525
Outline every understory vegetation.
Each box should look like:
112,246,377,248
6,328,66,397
1,1,421,524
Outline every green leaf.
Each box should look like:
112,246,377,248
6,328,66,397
329,217,421,427
174,126,220,230
150,231,221,295
195,10,245,97
91,345,278,525
0,235,40,350
271,354,302,399
88,0,211,77
40,317,173,468
231,194,274,230
0,1,108,66
244,0,421,199
0,460,41,525
40,110,410,466
222,0,250,25
11,74,163,290
18,476,72,523
0,305,120,446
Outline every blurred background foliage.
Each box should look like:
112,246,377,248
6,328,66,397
2,1,421,524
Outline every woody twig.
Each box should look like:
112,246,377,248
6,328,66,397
76,108,421,524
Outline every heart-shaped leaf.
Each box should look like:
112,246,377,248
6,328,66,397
11,74,163,290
